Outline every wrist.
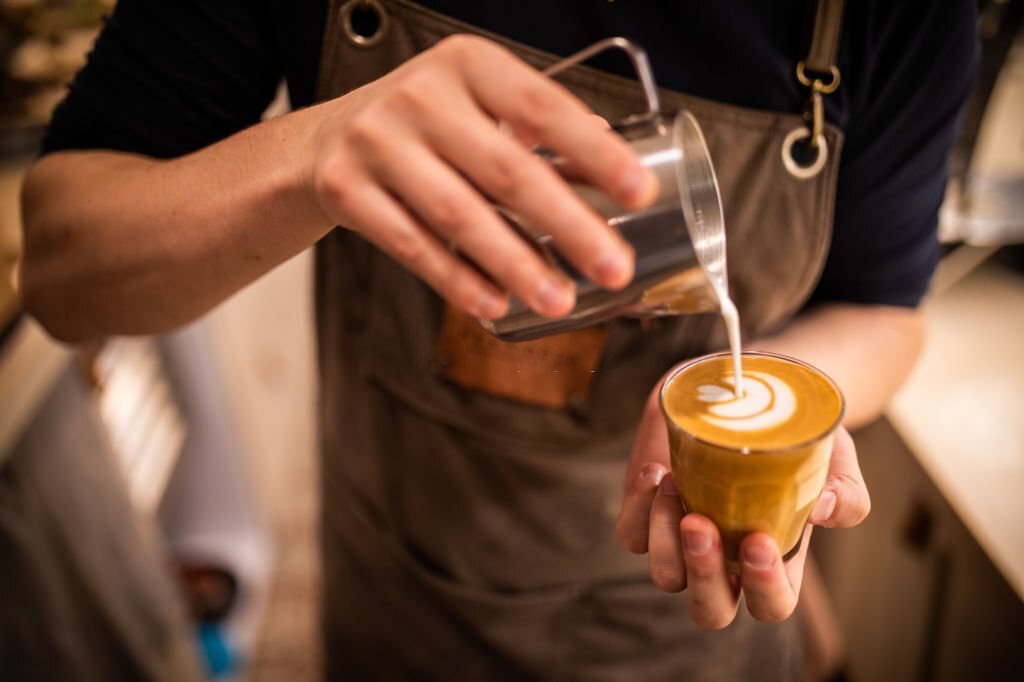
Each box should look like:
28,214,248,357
254,101,341,236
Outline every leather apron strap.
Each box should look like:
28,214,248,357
804,0,846,75
793,0,845,168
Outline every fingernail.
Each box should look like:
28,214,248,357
639,464,666,487
593,248,632,288
810,490,837,526
618,164,656,205
657,475,677,496
534,277,573,315
743,544,774,571
683,530,711,556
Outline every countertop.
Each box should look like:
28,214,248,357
887,255,1024,601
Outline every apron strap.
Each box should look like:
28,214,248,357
792,0,845,158
803,0,846,75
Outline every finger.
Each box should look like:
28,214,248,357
456,39,658,209
364,135,578,318
424,100,635,290
617,387,672,553
622,388,671,484
502,112,610,149
318,167,508,319
548,116,617,183
738,532,802,623
782,524,813,593
647,476,687,592
810,426,871,528
615,462,667,554
680,514,739,629
617,386,671,553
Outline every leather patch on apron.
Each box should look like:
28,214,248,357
436,306,608,409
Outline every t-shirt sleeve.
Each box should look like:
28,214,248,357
40,0,282,159
810,1,979,308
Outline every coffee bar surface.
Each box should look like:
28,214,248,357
887,254,1024,601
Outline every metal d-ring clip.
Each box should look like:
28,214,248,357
784,60,841,179
543,37,661,123
340,0,389,48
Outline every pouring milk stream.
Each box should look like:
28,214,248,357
482,37,748,400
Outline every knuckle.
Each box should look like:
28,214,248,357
651,567,685,593
430,191,476,237
505,257,547,292
313,157,354,207
447,270,480,311
482,145,529,200
650,510,680,536
515,83,560,134
390,230,427,269
686,562,715,583
682,544,716,575
631,465,667,494
342,115,384,151
391,72,438,114
435,34,488,61
831,473,871,525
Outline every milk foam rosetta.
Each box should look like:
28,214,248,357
663,353,843,451
695,371,796,432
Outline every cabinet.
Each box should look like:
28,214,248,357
812,417,1024,681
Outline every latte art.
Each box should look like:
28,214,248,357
662,353,843,451
696,371,796,431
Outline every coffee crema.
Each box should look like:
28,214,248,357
663,354,842,451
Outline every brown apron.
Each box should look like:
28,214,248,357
314,1,843,679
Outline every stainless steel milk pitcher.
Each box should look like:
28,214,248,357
481,38,729,342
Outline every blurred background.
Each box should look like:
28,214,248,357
0,1,1022,680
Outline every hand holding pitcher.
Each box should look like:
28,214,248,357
309,34,655,321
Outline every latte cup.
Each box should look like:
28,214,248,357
659,351,845,572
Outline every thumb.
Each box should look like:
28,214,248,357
810,425,871,528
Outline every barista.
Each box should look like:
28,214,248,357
18,0,977,679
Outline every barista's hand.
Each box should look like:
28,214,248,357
308,35,657,320
616,382,870,629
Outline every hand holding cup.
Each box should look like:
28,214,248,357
616,353,870,628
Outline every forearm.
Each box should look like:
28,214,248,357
749,302,926,429
22,37,655,345
20,104,333,342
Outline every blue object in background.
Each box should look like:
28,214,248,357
196,623,239,679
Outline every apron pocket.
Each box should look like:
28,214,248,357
360,252,630,448
323,483,581,679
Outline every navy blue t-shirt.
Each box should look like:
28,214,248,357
41,0,978,308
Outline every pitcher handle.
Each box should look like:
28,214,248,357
543,37,661,121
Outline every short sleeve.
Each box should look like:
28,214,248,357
41,0,282,159
811,1,979,307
